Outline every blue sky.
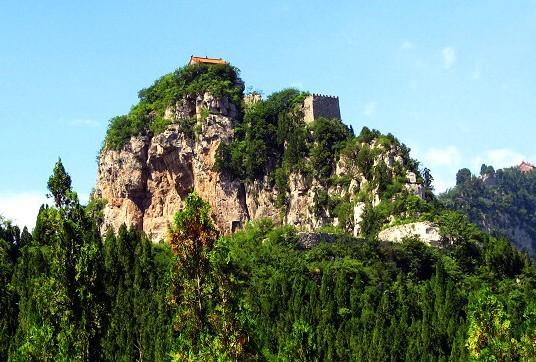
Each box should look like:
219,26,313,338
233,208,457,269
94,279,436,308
1,0,535,228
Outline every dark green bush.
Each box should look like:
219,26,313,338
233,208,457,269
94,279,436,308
216,88,309,181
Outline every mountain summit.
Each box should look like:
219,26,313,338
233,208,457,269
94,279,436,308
95,60,426,240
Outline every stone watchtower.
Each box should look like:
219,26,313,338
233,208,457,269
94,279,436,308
302,94,341,123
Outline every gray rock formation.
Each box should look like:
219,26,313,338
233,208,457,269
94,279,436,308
378,221,442,247
95,93,424,241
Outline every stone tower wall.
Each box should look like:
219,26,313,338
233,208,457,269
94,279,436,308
303,94,341,123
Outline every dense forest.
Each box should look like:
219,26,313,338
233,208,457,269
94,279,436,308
441,165,536,258
1,160,535,361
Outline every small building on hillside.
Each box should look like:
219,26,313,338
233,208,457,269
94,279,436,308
519,161,535,173
189,55,228,66
302,94,341,123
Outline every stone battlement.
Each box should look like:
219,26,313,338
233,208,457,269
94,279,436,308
311,93,339,99
303,94,341,123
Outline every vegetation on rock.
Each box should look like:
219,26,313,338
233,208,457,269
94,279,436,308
103,63,244,150
100,63,430,237
441,165,536,257
215,88,314,181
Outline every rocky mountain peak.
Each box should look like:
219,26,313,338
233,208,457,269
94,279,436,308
95,63,426,241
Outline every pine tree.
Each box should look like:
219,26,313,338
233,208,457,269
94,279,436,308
10,162,104,360
46,158,72,208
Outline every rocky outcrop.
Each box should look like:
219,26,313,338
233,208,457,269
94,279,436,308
405,171,424,199
378,221,442,247
353,202,366,237
96,93,248,240
96,93,425,241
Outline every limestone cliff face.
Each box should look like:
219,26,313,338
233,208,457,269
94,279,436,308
96,93,249,240
96,93,424,241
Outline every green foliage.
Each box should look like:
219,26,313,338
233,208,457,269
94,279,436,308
46,158,72,208
104,63,244,150
168,193,218,351
104,115,145,151
215,89,355,219
333,198,353,231
5,140,536,362
422,167,434,201
356,144,374,180
354,127,420,174
149,116,174,135
101,227,174,361
216,88,309,181
360,202,390,237
309,117,353,179
456,168,472,186
2,177,536,361
10,164,105,360
356,126,381,144
198,106,210,121
441,165,536,257
373,161,391,198
85,192,107,227
466,288,521,360
167,193,254,360
3,162,175,361
274,166,290,210
0,219,20,361
480,163,495,176
313,188,329,217
209,221,535,360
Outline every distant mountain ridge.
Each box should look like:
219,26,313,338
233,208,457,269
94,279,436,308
440,163,536,257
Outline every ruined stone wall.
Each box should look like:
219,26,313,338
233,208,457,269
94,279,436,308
303,94,341,123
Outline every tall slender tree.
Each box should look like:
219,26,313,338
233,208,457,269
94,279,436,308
46,158,72,208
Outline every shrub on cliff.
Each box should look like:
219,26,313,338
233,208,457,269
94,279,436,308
103,63,244,150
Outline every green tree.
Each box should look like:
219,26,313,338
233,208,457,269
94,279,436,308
456,168,472,186
168,192,255,360
46,158,72,208
466,288,518,361
423,167,434,201
167,193,220,359
11,162,104,361
101,226,174,361
480,164,495,176
0,218,20,360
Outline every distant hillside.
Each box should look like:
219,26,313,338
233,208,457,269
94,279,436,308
440,163,536,257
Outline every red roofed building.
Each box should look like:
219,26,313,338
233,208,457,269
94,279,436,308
519,161,535,173
189,56,227,66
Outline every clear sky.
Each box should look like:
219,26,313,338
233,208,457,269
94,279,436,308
1,0,535,228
